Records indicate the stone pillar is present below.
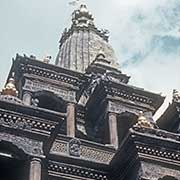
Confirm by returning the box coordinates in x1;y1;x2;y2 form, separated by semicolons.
67;103;75;137
23;91;32;105
108;112;118;149
29;158;41;180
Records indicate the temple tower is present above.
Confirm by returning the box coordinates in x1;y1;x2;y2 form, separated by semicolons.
55;4;118;72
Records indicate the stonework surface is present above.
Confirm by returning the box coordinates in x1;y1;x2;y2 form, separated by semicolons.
140;161;180;180
0;132;44;157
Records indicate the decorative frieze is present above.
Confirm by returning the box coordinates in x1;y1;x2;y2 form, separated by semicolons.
48;161;108;180
23;79;76;102
0;133;44;157
0;110;56;133
50;139;115;164
80;145;115;164
20;63;82;87
108;101;140;115
132;126;180;142
136;144;180;161
105;86;154;106
50;141;68;155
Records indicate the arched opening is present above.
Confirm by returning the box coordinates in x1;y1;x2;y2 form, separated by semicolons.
0;141;28;180
159;176;178;180
34;90;66;113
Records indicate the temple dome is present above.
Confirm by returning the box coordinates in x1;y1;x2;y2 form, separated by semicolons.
55;4;118;72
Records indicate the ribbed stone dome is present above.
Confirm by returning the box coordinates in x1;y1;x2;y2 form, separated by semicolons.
55;4;118;72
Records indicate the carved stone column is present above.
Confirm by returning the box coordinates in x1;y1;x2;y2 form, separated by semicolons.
29;158;41;180
67;103;75;137
108;112;118;149
23;91;32;105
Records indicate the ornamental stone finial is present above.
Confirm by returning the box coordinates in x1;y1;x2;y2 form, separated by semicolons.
2;73;18;97
43;55;51;64
72;4;94;27
173;89;180;103
135;111;154;129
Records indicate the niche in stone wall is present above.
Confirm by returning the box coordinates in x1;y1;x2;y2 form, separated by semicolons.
33;90;66;113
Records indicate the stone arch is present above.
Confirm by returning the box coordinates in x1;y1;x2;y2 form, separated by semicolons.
0;140;29;180
0;140;27;160
33;90;67;112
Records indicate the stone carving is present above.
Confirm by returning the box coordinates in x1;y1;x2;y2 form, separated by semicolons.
0;111;56;133
0;115;32;130
23;79;76;103
69;138;81;157
0;133;44;157
50;141;68;155
140;161;180;180
80;145;115;164
50;139;115;164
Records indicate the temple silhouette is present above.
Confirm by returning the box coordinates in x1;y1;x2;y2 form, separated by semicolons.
0;4;180;180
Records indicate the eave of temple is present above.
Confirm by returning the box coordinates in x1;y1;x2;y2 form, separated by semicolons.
55;4;118;72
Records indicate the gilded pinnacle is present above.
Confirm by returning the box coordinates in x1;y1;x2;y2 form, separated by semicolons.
136;111;154;129
2;76;18;97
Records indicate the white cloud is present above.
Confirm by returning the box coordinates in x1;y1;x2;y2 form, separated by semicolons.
89;0;180;119
99;0;180;118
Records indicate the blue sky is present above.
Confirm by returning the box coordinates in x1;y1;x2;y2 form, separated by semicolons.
0;0;180;118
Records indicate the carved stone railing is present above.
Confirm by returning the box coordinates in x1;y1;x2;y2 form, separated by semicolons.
50;137;115;165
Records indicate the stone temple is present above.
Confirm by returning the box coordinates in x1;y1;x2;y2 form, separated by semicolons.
0;4;180;180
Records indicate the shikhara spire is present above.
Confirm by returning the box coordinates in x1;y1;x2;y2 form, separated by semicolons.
55;4;118;72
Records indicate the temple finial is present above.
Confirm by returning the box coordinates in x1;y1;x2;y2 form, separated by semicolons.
173;89;180;103
43;55;51;64
135;111;154;129
72;4;94;27
2;73;18;97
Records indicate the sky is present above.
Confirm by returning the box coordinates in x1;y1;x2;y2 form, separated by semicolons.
0;0;180;119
